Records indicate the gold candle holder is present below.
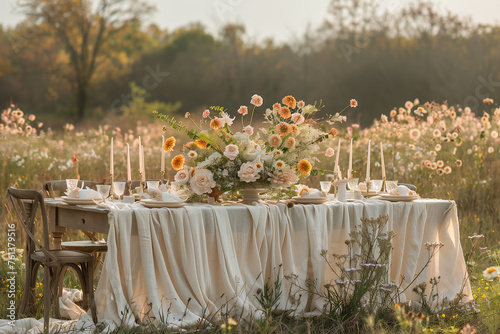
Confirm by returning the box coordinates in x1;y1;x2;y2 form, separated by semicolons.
160;169;165;185
127;180;133;195
109;174;114;198
381;176;387;193
366;177;371;193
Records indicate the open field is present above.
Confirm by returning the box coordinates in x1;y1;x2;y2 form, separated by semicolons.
2;100;500;333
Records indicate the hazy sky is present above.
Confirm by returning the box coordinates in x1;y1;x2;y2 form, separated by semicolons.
1;0;499;43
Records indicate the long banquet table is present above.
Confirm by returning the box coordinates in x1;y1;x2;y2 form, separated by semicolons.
46;198;472;328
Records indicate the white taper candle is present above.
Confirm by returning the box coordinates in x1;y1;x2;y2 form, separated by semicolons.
127;143;131;181
366;140;371;181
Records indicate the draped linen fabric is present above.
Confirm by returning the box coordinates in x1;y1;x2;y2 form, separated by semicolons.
95;199;472;329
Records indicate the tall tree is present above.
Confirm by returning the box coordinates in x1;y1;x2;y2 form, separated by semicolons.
18;0;154;119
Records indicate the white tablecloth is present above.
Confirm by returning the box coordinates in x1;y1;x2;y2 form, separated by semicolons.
95;199;472;329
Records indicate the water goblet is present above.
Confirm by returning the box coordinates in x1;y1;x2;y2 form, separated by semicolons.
371;180;383;193
96;184;111;199
385;180;398;192
170;181;180;194
347;178;359;192
320;181;332;194
66;179;79;191
113;182;126;201
147;180;160;190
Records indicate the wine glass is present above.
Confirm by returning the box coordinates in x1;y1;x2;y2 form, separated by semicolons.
113;182;126;201
385;180;399;192
96;185;111;199
66;179;79;191
371;180;383;193
320;181;332;194
147;180;160;190
347;178;359;192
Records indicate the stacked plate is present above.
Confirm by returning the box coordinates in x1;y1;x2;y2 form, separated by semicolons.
378;194;420;202
61;196;97;205
139;199;186;208
291;196;328;204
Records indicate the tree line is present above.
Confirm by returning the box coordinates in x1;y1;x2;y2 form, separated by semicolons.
0;0;499;127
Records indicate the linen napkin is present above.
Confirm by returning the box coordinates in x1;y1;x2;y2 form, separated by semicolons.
389;185;416;196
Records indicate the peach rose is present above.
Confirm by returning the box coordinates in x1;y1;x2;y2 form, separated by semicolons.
224;144;239;160
250;94;263;107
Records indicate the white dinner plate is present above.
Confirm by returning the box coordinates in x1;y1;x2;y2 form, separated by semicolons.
291;196;328;204
61;196;98;205
378;194;420;202
139;199;186;208
361;191;380;198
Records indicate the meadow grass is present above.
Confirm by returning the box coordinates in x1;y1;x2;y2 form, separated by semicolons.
2;101;500;332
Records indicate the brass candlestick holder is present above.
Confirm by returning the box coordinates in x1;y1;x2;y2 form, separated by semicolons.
366;177;371;193
331;171;340;196
139;173;147;193
109;173;114;199
127;180;133;195
160;169;165;186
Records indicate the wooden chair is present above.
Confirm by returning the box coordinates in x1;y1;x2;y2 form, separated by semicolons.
8;188;97;329
42;180;107;255
42;180;99;198
398;183;417;191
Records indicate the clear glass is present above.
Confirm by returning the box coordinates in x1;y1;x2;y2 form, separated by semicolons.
347;178;359;191
385;180;398;192
96;184;111;199
170;181;180;192
147;180;159;190
371;180;383;192
66;179;79;190
113;182;126;200
320;181;332;193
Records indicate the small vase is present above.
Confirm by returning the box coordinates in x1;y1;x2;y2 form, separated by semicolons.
241;187;265;204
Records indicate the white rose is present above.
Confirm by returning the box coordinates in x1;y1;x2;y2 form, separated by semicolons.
189;169;216;195
224;144;239;160
174;169;189;184
242;125;254;136
238;162;260;183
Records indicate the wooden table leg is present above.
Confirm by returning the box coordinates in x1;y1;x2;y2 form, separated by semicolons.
48;206;66;249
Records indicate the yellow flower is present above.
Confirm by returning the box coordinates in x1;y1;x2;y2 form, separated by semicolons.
195;139;208;149
163;137;176;152
171;155;185;171
297;159;312;175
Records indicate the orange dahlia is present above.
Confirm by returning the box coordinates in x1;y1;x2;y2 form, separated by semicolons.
278;107;291;119
297;159;312;175
291;124;299;135
276;122;291;137
282;95;297;109
163;136;176;152
210;118;222;130
195;139;208;149
171;155;185;171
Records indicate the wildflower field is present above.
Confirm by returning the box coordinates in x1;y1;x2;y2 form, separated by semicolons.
2;99;500;333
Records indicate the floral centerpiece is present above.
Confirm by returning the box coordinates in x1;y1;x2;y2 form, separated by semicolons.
154;95;354;201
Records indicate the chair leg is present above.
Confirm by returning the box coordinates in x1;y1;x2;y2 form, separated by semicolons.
87;262;97;324
51;266;63;319
20;260;39;316
43;264;51;331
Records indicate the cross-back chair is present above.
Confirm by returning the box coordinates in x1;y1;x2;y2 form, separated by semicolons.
8;187;97;329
